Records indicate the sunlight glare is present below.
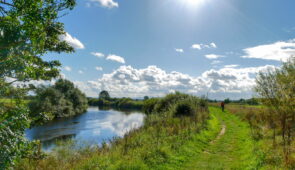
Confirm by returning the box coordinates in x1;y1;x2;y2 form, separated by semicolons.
182;0;206;9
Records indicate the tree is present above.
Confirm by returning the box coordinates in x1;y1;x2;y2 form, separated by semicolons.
255;57;295;164
99;90;110;100
0;0;75;82
0;0;76;168
29;79;88;124
224;98;231;104
144;96;149;100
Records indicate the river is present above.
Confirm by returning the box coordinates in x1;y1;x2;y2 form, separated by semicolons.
25;107;145;151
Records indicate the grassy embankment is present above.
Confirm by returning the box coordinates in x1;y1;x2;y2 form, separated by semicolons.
17;100;262;170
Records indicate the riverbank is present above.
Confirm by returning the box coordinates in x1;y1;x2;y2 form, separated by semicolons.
16;106;264;169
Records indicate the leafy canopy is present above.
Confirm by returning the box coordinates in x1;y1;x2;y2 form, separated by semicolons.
0;0;76;82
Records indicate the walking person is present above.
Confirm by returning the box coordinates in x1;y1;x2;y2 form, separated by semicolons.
221;101;225;112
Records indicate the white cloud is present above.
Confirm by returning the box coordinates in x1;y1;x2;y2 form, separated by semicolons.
205;54;224;59
74;64;277;100
210;43;217;48
192;42;217;50
224;64;239;68
64;66;72;72
18;63;278;100
78;70;84;74
175;48;184;53
95;66;103;71
106;54;125;64
91;52;105;58
192;44;202;50
241;39;295;62
90;0;119;8
59;32;85;49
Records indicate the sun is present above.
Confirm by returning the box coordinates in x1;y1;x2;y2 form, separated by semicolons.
182;0;206;8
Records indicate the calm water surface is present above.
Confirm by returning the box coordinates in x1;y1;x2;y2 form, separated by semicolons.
25;107;145;151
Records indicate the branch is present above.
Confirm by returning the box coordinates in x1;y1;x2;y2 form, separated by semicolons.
0;1;14;7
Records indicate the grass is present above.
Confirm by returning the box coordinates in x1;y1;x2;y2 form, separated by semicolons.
16;106;264;170
183;107;262;170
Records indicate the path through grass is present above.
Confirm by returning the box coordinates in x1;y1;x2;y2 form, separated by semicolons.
182;107;262;170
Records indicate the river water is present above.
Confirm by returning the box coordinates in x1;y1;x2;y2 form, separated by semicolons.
25;107;145;151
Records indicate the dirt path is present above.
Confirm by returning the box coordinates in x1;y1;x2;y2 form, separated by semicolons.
182;107;259;170
210;124;226;144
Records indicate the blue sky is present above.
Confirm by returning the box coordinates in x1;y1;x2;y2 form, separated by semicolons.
44;0;295;99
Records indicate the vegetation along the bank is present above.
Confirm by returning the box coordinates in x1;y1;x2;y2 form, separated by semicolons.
16;92;263;170
88;90;145;110
29;79;88;125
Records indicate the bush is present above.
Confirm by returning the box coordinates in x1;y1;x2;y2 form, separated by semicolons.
154;92;190;112
173;100;196;117
143;98;159;114
29;79;88;124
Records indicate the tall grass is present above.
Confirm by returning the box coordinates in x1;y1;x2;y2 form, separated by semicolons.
220;103;290;169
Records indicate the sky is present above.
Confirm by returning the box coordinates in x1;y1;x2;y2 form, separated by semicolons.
42;0;295;99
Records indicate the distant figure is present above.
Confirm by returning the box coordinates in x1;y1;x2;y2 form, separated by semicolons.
221;102;225;112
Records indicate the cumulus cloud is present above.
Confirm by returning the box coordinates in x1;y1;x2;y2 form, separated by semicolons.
241;39;295;61
73;64;277;100
192;44;202;50
59;32;85;49
205;54;224;59
91;52;105;58
95;66;103;71
192;42;217;50
175;48;184;53
210;43;217;48
90;0;119;8
64;66;72;72
106;54;125;64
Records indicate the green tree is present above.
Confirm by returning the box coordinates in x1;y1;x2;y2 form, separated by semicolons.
255;57;295;164
224;98;231;104
99;90;110;100
29;79;88;124
0;0;76;168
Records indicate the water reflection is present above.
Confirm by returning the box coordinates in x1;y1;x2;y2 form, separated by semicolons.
25;107;145;151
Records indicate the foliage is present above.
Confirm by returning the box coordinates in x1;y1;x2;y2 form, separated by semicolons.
153;92;191;113
255;57;295;165
88;92;144;110
0;0;77;168
224;98;231;104
142;98;159;114
144;96;149;100
0;0;75;82
99;90;110;100
29;79;88;124
173;100;196;117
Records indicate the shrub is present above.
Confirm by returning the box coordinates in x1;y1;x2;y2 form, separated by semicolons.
154;92;190;112
173;100;196;117
29;79;88;124
143;98;159;114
